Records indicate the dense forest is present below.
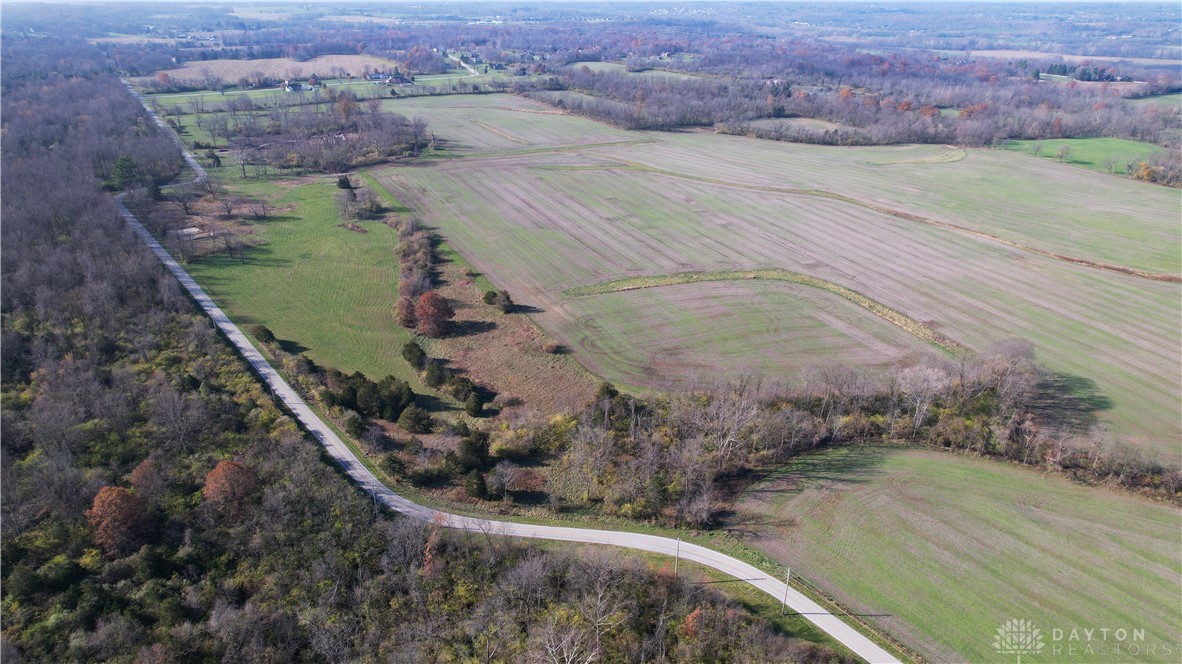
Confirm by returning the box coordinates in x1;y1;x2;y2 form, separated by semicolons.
0;35;847;663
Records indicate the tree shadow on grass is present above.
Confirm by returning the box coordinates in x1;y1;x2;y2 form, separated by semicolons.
1029;371;1114;435
450;320;496;338
277;338;309;354
720;446;892;535
415;392;456;413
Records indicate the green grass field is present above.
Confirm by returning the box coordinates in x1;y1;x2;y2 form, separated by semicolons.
1003;137;1167;175
736;446;1182;662
183;177;424;388
1129;92;1182;110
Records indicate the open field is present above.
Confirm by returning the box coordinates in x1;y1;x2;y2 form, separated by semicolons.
570;61;705;80
1003;137;1168;175
602;135;1181;275
743;117;844;133
944;48;1182;67
148;77;381;106
734;446;1182;662
136;54;406;85
373;94;1181;456
182;177;424;387
379;94;639;154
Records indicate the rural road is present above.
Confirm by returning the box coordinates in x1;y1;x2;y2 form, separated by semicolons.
119;81;902;664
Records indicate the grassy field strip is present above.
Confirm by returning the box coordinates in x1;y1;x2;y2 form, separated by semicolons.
456;139;659;159
564;270;968;354
561;160;1180;283
867;148;967;165
738;446;1182;662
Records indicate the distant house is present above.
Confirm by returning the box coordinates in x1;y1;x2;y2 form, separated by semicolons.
283;80;314;92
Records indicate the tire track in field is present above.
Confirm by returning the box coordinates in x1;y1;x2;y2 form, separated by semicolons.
542;162;1181;283
471;119;529;144
564;270;969;355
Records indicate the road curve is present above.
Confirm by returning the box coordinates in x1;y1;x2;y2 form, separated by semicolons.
118;83;901;664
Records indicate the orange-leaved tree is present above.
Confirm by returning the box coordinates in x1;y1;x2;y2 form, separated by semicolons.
86;486;149;558
203;460;257;518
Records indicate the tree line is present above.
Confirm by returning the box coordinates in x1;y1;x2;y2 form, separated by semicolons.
398;342;1179;529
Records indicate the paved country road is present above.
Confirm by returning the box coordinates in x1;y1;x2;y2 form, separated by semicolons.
118;82;901;664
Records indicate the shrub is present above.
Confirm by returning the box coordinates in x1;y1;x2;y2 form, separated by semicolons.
250;324;276;344
483;289;513;313
464;392;484;417
424;360;447;388
401;340;426;369
464;471;489;500
380;453;404;477
398;405;433;434
456;431;490;471
345;413;366;438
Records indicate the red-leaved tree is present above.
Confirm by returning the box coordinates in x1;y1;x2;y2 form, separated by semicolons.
86;486;149;558
415;291;454;337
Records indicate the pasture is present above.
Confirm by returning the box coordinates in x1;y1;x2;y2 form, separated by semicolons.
137;54;406;86
734;446;1182;662
1003;137;1168;175
373;94;1181;457
182;178;424;387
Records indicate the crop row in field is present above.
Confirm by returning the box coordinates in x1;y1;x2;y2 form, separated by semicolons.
735;446;1182;662
601;134;1181;275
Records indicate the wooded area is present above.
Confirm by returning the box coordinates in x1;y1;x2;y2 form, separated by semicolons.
0;35;844;664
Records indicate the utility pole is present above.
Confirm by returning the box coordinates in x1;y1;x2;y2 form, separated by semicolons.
782;568;791;615
674;538;680;575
